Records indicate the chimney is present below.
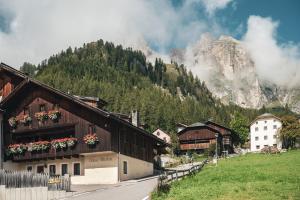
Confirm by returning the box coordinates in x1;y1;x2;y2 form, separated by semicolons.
131;110;140;127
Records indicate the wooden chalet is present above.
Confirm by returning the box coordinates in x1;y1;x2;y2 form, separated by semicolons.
177;121;233;154
0;63;166;184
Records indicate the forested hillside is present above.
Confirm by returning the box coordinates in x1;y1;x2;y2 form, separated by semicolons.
20;39;294;134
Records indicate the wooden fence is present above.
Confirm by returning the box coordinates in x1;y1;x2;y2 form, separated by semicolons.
158;159;208;186
0;169;70;191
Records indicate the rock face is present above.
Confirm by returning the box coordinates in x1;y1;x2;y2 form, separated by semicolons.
170;34;300;113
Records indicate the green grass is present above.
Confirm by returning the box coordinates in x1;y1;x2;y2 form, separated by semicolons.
152;150;300;200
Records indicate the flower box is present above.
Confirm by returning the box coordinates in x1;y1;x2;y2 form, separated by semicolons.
19;114;32;125
35;111;48;122
83;133;99;146
7;144;27;156
8;117;18;128
28;141;50;152
48;110;61;122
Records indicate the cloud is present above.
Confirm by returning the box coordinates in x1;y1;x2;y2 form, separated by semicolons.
242;15;300;88
0;0;228;67
200;0;233;16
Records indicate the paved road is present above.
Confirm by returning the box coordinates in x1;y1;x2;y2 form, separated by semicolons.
67;177;158;200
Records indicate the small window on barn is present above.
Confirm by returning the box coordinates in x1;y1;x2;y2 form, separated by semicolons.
88;125;96;134
53;104;60;110
255;127;259;132
264;136;268;140
273;125;277;129
273;144;277;147
255;136;259;141
264;145;268;148
264;121;267;124
157;132;160;136
264;126;267;131
255;121;258;124
123;161;128;175
163;137;167;142
39;104;46;112
273;135;276;139
256;145;260;149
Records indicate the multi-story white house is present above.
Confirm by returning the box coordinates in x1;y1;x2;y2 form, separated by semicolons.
250;113;282;152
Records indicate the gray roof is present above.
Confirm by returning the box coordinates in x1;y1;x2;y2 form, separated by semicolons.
188;122;206;127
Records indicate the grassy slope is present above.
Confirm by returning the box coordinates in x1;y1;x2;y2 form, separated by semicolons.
152;151;300;200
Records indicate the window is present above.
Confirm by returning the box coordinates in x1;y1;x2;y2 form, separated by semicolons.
264;126;267;131
52;104;60;110
36;165;44;173
123;161;127;175
255;121;258;124
163;137;167;142
73;163;81;176
23;107;29;115
273;144;277;147
39;104;46;112
27;166;33;171
256;145;260;149
88;124;96;134
157;132;160;136
255;127;259;132
273;119;276;122
255;136;259;141
273;135;277;139
264;136;268;140
49;165;56;176
273;125;277;129
264;145;268;148
61;164;68;176
264;121;267;124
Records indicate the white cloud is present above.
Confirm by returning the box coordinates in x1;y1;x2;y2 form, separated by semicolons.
243;15;300;88
0;0;226;67
200;0;233;16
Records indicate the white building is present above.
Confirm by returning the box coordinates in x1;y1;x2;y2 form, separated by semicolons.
250;113;282;152
152;129;171;144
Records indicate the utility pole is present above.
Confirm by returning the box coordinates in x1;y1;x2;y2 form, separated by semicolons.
215;133;218;167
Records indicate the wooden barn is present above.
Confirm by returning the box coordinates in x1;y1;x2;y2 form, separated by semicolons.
0;63;166;184
177;121;234;154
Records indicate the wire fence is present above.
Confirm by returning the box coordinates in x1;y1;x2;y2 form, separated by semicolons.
0;169;70;191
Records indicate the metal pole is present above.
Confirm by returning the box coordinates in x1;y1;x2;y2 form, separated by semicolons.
215;133;218;167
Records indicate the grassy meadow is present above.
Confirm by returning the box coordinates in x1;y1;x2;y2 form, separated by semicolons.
152;150;300;200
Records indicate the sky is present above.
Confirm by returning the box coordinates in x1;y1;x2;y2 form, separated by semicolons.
0;0;299;87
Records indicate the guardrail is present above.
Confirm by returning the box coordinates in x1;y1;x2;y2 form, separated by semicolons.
158;159;208;186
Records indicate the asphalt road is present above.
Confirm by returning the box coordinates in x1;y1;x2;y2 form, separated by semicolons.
67;177;158;200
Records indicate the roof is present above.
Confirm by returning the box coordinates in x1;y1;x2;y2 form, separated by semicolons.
205;120;234;133
188;122;206;128
250;113;281;126
177;121;220;136
152;128;170;136
0;63;167;146
74;95;107;107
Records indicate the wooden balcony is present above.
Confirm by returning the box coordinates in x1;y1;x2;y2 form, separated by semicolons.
180;143;210;150
12;141;105;162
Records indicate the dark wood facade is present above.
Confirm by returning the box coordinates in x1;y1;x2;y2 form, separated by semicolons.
0;63;165;164
178;122;233;153
178;125;219;153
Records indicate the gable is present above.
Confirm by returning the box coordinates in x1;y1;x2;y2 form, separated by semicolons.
179;127;217;141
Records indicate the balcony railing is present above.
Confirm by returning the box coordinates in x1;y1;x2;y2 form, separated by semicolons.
12;141;105;161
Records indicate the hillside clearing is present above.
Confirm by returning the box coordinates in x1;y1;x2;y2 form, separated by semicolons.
152;150;300;200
